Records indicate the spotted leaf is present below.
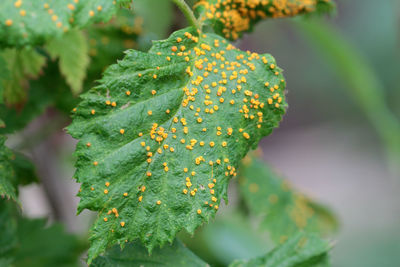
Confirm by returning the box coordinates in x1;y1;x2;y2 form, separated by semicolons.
68;26;287;263
239;154;338;243
0;0;131;48
195;0;335;40
230;232;332;267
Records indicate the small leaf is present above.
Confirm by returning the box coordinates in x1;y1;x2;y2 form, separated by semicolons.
92;239;208;267
194;0;335;40
238;154;338;243
230;232;332;267
68;26;287;262
0;48;46;105
0;0;132;48
0;136;17;201
47;29;90;95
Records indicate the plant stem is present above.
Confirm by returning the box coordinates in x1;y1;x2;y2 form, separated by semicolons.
172;0;200;29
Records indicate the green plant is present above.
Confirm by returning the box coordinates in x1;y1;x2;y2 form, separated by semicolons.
4;0;382;266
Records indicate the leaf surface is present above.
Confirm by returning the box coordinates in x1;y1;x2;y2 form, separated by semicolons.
92;239;207;267
195;0;335;40
0;0;131;47
68;26;287;262
239;155;338;243
230;232;331;267
47;29;90;95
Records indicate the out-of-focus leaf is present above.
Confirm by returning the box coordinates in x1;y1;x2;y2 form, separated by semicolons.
133;0;173;38
11;218;85;267
10;152;38;186
197;213;272;265
194;0;335;40
68;26;287;262
0;136;17;201
0;200;18;258
238;155;338;243
86;9;142;87
230;232;331;267
0;136;38;201
0;0;132;48
0;60;79;134
92;239;207;267
0;48;46;105
0;199;86;267
0;55;9;105
296;20;400;174
46;29;90;95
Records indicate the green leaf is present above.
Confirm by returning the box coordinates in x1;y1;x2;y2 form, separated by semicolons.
187;212;273;265
194;0;335;40
68;26;287;262
238;154;338;243
0;136;17;201
47;29;90;95
0;55;9;105
0;200;86;267
92;239;208;267
0;200;18;258
11;218;85;267
0;0;131;48
0;47;46;105
0;60;79;134
230;232;332;267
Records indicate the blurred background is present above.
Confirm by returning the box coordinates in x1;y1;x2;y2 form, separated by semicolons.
6;0;400;266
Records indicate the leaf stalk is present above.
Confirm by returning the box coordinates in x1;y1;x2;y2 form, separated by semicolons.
172;0;201;29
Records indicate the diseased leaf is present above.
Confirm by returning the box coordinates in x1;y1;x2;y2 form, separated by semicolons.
68;26;287;262
194;0;335;40
0;0;131;48
47;29;90;95
0;48;46;105
0;136;17;201
229;232;331;267
239;155;338;243
92;239;208;267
